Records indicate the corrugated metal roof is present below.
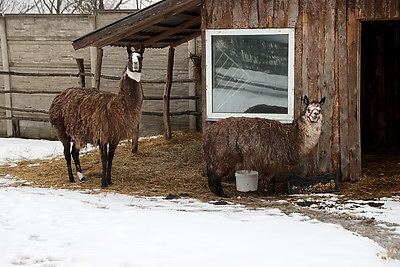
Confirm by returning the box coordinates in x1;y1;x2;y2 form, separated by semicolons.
72;0;201;50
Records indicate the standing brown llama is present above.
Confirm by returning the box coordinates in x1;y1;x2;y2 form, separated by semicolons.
49;45;145;187
203;95;326;197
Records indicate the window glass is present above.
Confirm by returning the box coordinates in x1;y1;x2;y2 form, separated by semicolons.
206;29;294;122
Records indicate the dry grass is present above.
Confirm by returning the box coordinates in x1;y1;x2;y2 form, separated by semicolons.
1;131;400;204
0;132;214;199
340;152;400;199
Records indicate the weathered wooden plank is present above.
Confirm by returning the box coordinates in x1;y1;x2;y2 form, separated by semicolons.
337;0;349;181
300;6;309;100
242;0;251;28
266;0;274;27
308;0;323;174
232;0;247;28
257;0;271;28
389;0;400;18
362;0;375;19
287;0;298;28
204;0;213;28
289;0;301;119
347;0;362;181
221;0;233;29
249;0;260;28
318;0;337;174
273;0;288;27
163;46;175;140
374;0;387;19
327;0;341;176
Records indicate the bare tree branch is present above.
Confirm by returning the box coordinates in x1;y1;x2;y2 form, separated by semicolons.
2;0;160;14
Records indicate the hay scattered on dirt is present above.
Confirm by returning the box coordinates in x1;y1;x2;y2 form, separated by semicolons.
1;131;399;205
340;152;400;199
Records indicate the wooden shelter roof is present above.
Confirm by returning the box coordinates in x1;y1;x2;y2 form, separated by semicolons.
72;0;202;50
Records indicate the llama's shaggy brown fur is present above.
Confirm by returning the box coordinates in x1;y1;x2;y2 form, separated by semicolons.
203;96;325;197
49;46;144;187
49;77;142;149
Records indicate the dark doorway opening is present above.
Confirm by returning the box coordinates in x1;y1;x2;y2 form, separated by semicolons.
361;20;400;153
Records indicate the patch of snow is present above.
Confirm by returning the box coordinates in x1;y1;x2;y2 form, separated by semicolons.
0;187;399;267
0;137;400;266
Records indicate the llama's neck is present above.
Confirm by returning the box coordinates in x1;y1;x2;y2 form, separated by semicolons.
296;116;323;156
125;67;141;82
117;71;143;107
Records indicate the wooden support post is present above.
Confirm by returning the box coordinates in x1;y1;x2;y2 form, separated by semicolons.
75;58;85;87
188;39;198;131
89;14;97;88
0;16;16;137
94;48;103;89
163;46;175;140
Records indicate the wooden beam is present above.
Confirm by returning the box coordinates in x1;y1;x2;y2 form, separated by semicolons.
175;10;199;19
144;16;200;47
347;1;362;181
171;31;201;47
188;38;198;131
94;48;103;89
149;24;176;31
75;58;86;87
163;46;175;140
72;0;201;50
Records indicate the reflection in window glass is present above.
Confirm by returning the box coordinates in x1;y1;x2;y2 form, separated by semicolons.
206;29;294;122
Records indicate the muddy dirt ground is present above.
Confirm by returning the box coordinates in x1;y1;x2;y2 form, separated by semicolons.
1;131;399;259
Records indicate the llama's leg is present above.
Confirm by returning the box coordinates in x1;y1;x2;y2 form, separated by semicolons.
207;168;229;198
261;175;276;195
62;140;75;183
71;143;85;181
100;143;108;188
265;177;277;195
106;143;118;186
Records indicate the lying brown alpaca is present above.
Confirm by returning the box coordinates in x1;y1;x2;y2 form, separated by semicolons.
49;45;144;187
203;95;326;197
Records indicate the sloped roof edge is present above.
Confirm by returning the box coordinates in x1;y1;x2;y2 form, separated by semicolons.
72;0;202;50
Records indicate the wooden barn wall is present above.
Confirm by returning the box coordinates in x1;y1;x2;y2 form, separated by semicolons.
202;0;400;181
0;11;193;139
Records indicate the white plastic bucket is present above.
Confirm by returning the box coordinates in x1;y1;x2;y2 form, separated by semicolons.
235;170;258;192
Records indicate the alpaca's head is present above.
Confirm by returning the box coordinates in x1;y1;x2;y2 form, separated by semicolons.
303;95;325;124
126;45;145;81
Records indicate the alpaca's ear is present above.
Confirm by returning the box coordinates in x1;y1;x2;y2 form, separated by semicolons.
319;97;326;106
139;44;145;55
127;46;132;56
303;95;309;106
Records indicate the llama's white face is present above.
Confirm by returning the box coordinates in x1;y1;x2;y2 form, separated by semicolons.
305;104;322;123
126;45;145;82
126;52;143;82
303;96;325;124
130;52;143;72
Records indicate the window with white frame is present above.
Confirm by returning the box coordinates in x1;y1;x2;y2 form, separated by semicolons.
205;28;295;123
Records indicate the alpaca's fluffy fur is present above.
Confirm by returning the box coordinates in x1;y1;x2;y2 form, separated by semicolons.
203;96;325;197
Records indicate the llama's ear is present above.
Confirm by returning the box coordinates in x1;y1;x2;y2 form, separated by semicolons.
303;95;309;106
319;97;326;106
127;46;132;56
139;44;145;55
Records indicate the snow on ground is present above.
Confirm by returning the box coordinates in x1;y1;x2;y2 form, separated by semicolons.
0;137;399;267
0;138;64;165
